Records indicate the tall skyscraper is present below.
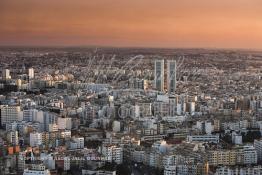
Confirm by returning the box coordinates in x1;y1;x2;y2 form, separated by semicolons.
154;60;164;91
2;69;11;80
167;60;177;94
28;68;34;79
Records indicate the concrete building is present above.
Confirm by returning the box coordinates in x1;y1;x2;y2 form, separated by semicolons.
187;134;219;143
58;117;72;130
241;145;257;165
132;150;145;163
102;145;123;164
0;105;21;127
213;119;221;132
189;102;196;115
196;121;213;134
254;139;262;162
41;153;55;170
23;164;51;175
28;68;34;79
23;109;44;122
7;131;19;146
30;132;42;147
48;123;58;132
112;120;121;132
164;165;176;175
208;150;237;166
18;152;26;172
215;166;262;175
71;137;84;149
2;69;11;80
232;133;243;145
82;170;116;175
64;156;70;171
16;79;22;89
154;60;164;91
162;155;175;168
167;60;176;94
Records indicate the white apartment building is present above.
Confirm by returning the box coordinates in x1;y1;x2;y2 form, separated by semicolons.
102;145;123;164
176;164;198;175
7;130;19;145
153;102;170;117
189;102;196;115
215;166;262;175
164;165;176;175
48;123;58;132
58;117;72;130
2;69;11;80
132;150;145;163
187;134;219;143
133;103;152;118
41;153;55;170
232;133;242;145
30;132;42;147
71;137;84;149
241;145;257;165
162;155;175;168
22;109;44;123
112;120;121;132
146;151;162;168
23;164;51;175
64;156;70;171
254;139;262;162
61;130;71;139
0;105;21;126
6;121;18;132
28;68;34;79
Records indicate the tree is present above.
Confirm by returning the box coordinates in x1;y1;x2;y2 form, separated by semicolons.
116;163;131;175
221;133;232;144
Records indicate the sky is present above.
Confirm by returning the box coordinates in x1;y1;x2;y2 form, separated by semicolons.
0;0;262;49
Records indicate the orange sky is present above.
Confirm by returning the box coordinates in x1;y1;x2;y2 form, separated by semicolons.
1;0;262;49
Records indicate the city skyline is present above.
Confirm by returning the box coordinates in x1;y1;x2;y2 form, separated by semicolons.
1;0;262;49
1;1;262;175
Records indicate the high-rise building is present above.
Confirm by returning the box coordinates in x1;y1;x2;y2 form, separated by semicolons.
2;69;11;80
7;131;19;146
18;151;26;172
72;137;84;149
28;68;34;79
254;139;262;162
240;145;257;165
164;166;176;175
102;144;123;164
0;105;21;127
154;60;164;91
167;60;176;94
16;79;22;89
22;109;44;123
30;132;43;147
57;117;72;130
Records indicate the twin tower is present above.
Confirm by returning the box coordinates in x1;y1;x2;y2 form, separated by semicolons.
154;60;177;94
